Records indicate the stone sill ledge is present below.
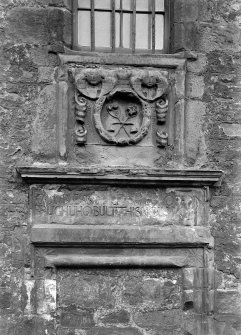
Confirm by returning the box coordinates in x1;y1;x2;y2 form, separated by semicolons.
59;49;195;69
31;224;214;248
17;166;222;187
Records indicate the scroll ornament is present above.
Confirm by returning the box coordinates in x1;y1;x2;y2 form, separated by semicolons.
73;68;170;147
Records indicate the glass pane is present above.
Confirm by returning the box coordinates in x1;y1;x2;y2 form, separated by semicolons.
136;0;151;11
155;0;164;11
95;12;111;47
136;14;150;49
115;12;120;47
78;11;91;47
115;0;120;9
155;14;164;49
123;13;131;48
122;0;132;10
78;0;90;8
95;0;111;9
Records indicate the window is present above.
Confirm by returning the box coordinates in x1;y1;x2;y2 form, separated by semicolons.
73;0;172;53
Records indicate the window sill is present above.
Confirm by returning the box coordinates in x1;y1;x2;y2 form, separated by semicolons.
59;47;198;69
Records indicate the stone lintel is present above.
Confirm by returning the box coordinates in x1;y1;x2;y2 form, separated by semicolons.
31;224;214;248
44;255;187;268
17;166;222;187
59;51;187;69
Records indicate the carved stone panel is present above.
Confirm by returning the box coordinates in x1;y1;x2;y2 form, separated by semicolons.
31;185;208;227
73;68;168;148
56;57;186;167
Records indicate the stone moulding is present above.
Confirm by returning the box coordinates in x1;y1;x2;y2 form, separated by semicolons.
17;166;223;187
44;255;188;268
59;52;186;70
31;224;214;248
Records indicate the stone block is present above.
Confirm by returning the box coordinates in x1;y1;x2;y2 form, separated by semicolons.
173;0;185;23
133;310;182;331
185;100;207;163
220;123;241;137
184;0;199;21
193;290;203;314
6;7;71;47
183;268;195;289
205;289;215;313
186;74;205;99
31;84;57;159
0;289;11;309
213;314;241;335
49;0;72;10
38;67;54;83
173;23;185;52
100;310;130;325
7;317;55;335
86;327;142;335
60;310;95;328
215;290;241;315
35;279;56;315
183;290;194;310
187;54;207;74
184;21;200;51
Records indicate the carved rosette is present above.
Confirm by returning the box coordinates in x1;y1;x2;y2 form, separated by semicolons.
73;68;170;147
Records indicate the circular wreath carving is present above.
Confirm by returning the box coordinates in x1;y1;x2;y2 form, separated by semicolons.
93;91;151;145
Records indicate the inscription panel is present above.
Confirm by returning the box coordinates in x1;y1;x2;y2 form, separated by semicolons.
31;186;207;226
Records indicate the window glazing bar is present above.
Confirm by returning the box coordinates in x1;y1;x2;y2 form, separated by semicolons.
91;0;95;51
78;8;165;14
111;0;115;52
120;0;123;48
152;0;155;53
132;0;136;53
73;0;79;49
164;0;171;53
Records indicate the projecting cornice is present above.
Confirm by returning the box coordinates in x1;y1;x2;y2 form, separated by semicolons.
17;166;222;187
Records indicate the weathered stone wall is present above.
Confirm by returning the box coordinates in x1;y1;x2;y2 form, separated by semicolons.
174;0;241;333
0;0;241;334
0;1;71;333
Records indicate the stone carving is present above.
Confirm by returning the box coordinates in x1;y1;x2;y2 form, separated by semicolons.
156;131;168;147
94;91;151;145
75;93;87;145
156;97;168;123
74;69;117;100
130;70;169;102
75;125;87;145
73;68;170;147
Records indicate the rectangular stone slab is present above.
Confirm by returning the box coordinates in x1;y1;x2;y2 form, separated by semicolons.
30;185;208;226
31;224;214;247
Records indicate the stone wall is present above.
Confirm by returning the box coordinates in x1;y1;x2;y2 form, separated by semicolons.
0;0;241;334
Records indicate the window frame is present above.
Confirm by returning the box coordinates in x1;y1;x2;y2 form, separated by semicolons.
72;0;173;54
